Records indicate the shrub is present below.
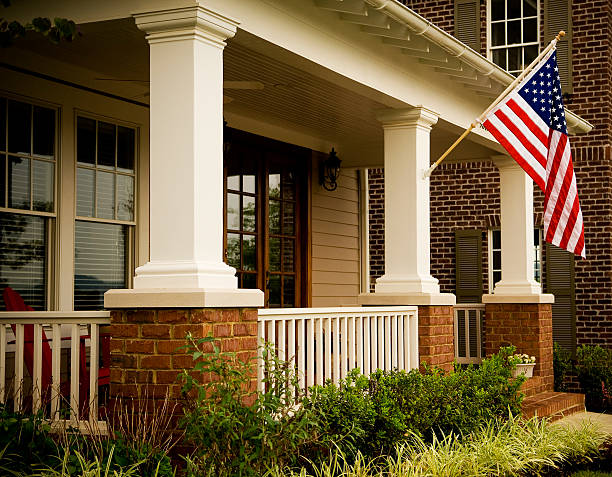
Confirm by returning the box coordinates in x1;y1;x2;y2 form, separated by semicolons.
179;335;317;477
554;342;573;392
575;345;612;412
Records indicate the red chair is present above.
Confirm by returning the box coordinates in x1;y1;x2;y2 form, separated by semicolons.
2;287;110;415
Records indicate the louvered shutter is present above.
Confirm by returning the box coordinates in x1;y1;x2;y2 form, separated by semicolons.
455;0;481;52
544;0;573;93
455;230;483;303
544;242;575;352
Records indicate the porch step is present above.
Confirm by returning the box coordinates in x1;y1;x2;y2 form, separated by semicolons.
521;391;585;422
519;376;551;397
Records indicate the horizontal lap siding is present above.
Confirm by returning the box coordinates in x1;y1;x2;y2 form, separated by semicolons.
311;159;361;307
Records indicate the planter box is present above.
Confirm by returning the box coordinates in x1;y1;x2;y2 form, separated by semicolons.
512;363;535;378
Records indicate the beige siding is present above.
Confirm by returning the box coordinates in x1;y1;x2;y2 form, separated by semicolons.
311;159;361;306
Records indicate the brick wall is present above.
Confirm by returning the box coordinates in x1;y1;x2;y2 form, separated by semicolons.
109;308;259;402
369;1;612;348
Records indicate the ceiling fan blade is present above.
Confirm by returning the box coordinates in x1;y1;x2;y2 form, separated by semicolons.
223;81;264;90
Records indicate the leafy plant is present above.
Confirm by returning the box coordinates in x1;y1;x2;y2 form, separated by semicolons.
575;345;612;412
179;334;317;476
554;342;573;392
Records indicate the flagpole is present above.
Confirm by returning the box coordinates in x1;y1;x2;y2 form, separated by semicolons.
423;30;565;179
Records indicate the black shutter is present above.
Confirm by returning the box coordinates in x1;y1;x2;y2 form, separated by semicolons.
455;0;481;52
544;0;573;93
544;242;575;352
455;230;483;303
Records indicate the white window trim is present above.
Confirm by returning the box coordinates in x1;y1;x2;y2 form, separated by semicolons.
486;0;541;74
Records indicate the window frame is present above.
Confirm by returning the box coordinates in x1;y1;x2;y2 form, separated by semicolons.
73;111;139;303
0;92;60;310
486;0;541;75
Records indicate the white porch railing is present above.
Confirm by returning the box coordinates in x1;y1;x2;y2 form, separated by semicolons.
0;311;110;432
257;306;419;392
454;304;485;364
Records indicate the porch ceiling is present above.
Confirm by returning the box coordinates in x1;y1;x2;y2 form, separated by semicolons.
1;17;500;167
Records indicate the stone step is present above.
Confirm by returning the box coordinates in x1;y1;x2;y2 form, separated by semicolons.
521;391;585;422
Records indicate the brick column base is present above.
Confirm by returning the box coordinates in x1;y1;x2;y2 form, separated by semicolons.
418;305;455;373
484;303;553;391
109;307;259;402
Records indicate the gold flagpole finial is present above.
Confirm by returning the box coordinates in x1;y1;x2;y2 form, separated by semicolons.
555;30;566;41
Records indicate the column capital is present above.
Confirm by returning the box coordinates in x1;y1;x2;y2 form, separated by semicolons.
134;5;239;47
491;154;519;171
376;106;439;130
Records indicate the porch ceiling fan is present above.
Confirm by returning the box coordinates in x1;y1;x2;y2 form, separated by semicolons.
93;78;264;103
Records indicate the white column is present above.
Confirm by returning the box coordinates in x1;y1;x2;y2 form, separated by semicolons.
360;107;454;305
106;6;262;308
483;156;551;302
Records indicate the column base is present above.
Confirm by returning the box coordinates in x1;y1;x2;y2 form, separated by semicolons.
487;279;547;298
374;274;441;295
133;260;238;289
105;287;264;308
358;292;456;306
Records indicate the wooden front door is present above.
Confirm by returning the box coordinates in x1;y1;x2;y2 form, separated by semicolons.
224;131;309;307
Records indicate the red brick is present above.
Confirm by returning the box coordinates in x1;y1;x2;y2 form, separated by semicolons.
157;309;189;324
141;355;171;370
125;339;155;354
141;324;171;338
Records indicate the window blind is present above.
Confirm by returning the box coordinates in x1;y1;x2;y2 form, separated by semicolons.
74;220;126;310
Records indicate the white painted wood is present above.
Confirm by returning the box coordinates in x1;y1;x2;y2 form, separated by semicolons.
391;314;398;369
14;324;24;412
363;315;370;375
316;318;323;385
297;319;305;390
51;324;61;420
356;316;363;373
346;316;354;378
324;317;332;382
70;324;79;422
89;324;99;422
257;320;265;392
307;319;315;388
377;315;384;370
0;325;5;403
288;319;296;399
370;315;377;370
32;324;43;413
409;313;419;369
278;319;286;362
398;316;405;369
332;317;340;383
384;315;391;371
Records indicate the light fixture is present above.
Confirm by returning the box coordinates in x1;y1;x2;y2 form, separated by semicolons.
319;148;342;191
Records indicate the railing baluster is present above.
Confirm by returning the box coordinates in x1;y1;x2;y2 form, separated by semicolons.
51;324;61;421
398;315;405;370
332;317;340;383
356;316;363;373
32;324;43;414
391;314;398;370
90;324;99;422
363;316;371;375
348;316;355;377
297;319;305;390
0;325;5;403
370;315;377;371
324;317;332;382
410;312;419;369
384;315;391;371
14;324;24;412
308;318;315;388
377;315;384;371
288;319;296;399
316;317;323;385
257;320;265;392
70;323;79;422
278;318;286;363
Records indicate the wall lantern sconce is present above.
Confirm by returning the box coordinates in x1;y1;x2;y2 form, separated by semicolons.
319;148;342;191
223;119;231;154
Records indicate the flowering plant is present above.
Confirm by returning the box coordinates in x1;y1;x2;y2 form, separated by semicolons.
509;353;536;365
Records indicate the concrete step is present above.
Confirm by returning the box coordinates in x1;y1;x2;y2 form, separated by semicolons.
522;391;585;422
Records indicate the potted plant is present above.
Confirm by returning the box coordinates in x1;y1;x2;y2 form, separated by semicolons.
510;353;536;378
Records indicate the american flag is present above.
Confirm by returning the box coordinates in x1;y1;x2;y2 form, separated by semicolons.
482;50;585;258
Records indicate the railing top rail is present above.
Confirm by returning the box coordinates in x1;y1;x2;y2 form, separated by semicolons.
0;311;110;324
258;306;418;317
454;303;486;310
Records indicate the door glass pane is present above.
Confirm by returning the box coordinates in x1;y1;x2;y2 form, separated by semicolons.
226;233;241;269
97;122;116;169
243;235;256;271
243;273;257;289
227;193;240;230
269;199;280;234
283;276;295;307
227;174;240;191
269;237;280;271
243;196;256;232
243;174;255;194
8;101;31;155
0;155;5;207
32;160;54;212
96;171;115;219
117;174;134;221
269;173;280;199
282;171;295;200
74;221;126;310
8;156;30;209
77;117;96;165
282;202;295;235
282;239;295;272
269;275;281;307
76;168;95;217
32;106;55;158
117;126;135;172
0;98;5;152
0;212;46;310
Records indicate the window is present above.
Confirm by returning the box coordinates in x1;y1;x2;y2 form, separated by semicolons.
488;0;539;75
488;228;542;291
0;97;56;310
75;116;136;310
